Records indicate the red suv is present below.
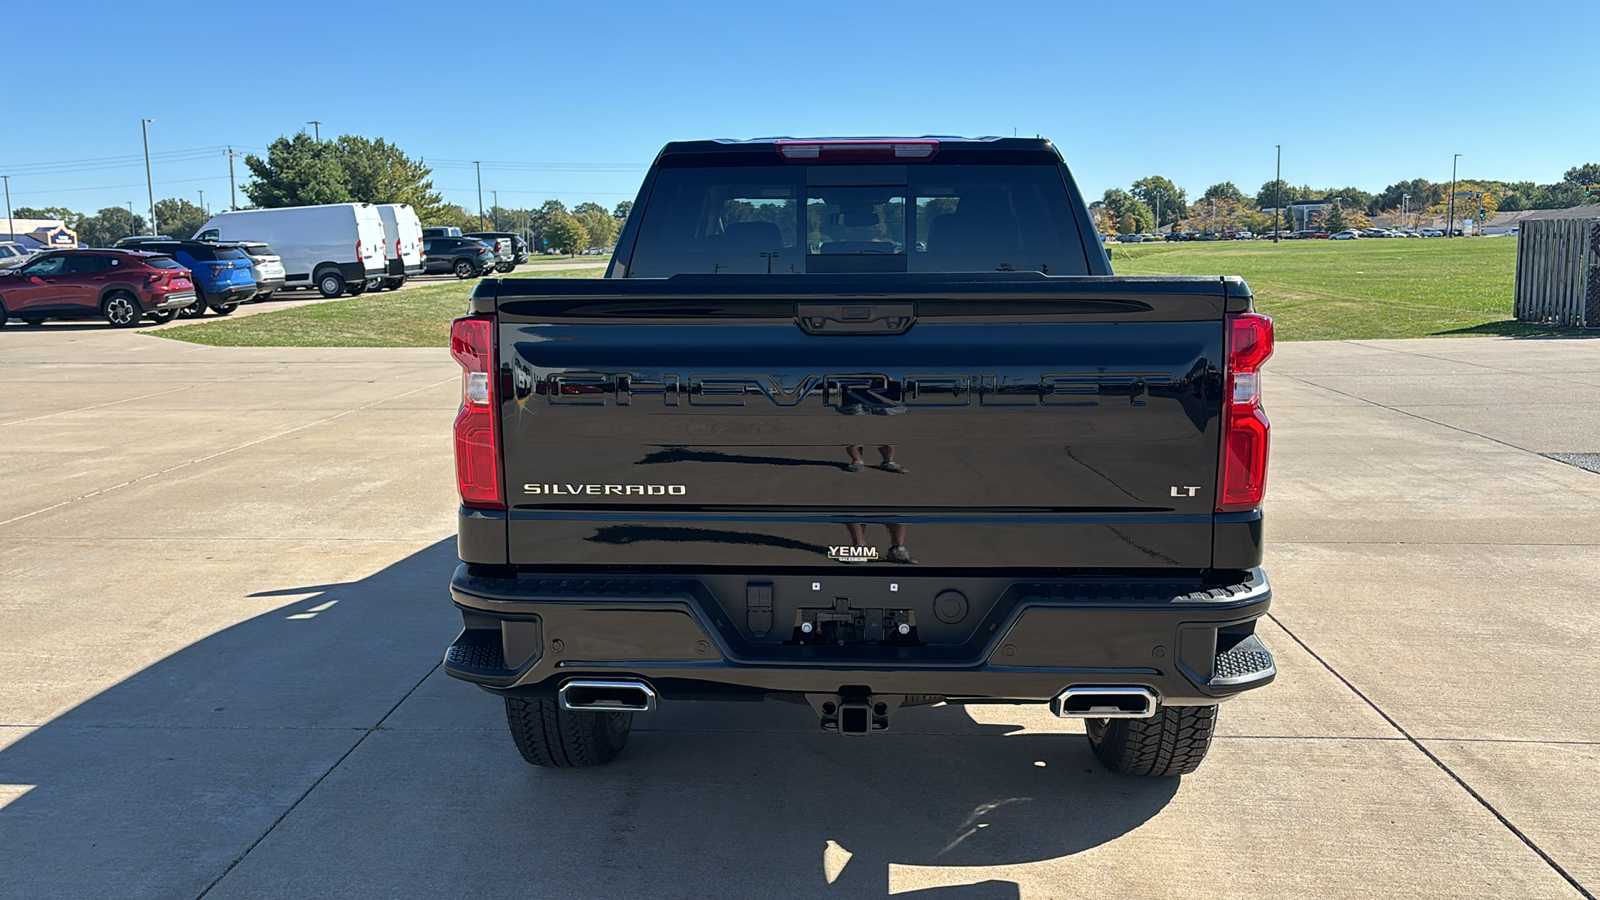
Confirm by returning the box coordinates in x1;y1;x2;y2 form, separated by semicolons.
0;249;197;328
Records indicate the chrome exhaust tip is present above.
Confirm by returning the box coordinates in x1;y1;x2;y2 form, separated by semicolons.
559;678;657;712
1050;686;1158;719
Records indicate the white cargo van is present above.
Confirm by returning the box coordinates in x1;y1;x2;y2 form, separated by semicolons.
375;204;424;290
193;203;387;297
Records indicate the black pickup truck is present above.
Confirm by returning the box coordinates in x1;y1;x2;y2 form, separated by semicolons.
443;137;1276;776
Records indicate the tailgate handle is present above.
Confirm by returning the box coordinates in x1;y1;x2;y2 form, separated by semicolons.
796;302;916;335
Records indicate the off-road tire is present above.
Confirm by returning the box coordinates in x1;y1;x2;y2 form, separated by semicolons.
453;259;475;279
316;270;346;298
504;697;632;768
1085;705;1217;776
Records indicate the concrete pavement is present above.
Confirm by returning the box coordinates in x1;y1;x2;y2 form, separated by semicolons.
0;327;1596;898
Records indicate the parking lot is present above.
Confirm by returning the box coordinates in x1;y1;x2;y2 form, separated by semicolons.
2;326;1598;898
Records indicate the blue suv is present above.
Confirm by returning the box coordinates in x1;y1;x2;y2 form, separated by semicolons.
114;238;256;316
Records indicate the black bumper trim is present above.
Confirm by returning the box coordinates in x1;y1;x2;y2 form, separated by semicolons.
445;566;1274;704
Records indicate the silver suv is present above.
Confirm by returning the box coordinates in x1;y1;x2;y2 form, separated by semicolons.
0;241;36;271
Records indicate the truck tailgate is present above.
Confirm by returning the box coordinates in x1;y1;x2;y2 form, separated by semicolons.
487;276;1234;571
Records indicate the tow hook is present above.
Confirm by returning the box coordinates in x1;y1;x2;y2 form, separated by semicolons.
807;690;903;735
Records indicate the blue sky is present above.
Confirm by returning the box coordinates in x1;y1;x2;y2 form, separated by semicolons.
6;0;1598;219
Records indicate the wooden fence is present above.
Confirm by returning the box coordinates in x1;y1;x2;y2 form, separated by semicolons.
1514;217;1600;327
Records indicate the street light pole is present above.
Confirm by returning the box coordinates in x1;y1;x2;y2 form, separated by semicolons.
1273;144;1282;242
2;175;12;242
1447;153;1460;238
308;120;322;142
141;119;157;235
1402;193;1411;230
224;147;243;210
474;161;485;231
492;190;499;230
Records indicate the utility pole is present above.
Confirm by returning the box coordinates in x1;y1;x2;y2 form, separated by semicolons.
474;161;485;231
1154;193;1160;235
224;147;243;210
198;190;205;217
308;120;322;142
1402;193;1411;230
1273;145;1282;242
492;190;499;230
2;175;12;242
1447;153;1460;238
141;119;157;235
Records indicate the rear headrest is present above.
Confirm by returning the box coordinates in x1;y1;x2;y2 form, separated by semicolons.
720;220;783;249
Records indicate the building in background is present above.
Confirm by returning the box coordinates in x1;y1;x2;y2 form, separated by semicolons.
0;219;79;250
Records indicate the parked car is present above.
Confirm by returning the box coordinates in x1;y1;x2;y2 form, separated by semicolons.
1329;231;1360;240
422;226;463;239
464;231;528;271
1419;228;1443;237
192;203;387;298
0;241;39;271
1233;231;1254;240
1114;233;1143;243
222;241;286;301
118;239;257;315
0;249;196;327
377;204;426;290
422;237;495;278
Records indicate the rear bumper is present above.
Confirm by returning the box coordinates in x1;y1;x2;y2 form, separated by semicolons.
207;285;257;305
387;259;425;277
254;277;287;294
148;291;196;311
444;565;1275;707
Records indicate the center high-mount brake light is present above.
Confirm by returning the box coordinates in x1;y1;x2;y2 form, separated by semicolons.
776;139;939;161
451;314;504;509
1216;312;1274;513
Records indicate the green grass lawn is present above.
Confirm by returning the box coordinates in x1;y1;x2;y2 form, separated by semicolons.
159;267;603;348
1108;237;1575;341
159;238;1561;347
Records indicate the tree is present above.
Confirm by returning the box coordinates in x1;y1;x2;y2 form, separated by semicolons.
12;206;80;224
76;206;147;247
543;212;588;256
1201;182;1246;205
1562;163;1600;187
1371;178;1441;215
1130;176;1187;227
573;204;618;250
153;198;209;239
331;136;446;218
1254;179;1302;210
243;133;349;208
1100;189;1152;234
1324;203;1349;233
1320;187;1376;213
613;200;633;222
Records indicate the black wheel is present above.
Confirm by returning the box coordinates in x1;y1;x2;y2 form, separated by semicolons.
347;279;368;296
23;317;45;326
145;310;176;324
504;697;632;768
253;291;272;303
102;291;143;328
364;277;382;292
316;271;346;298
179;288;207;318
1085;705;1217;777
453;259;475;279
495;262;514;273
210;302;238;316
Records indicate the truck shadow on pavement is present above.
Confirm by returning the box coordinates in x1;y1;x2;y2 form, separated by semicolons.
0;539;1178;899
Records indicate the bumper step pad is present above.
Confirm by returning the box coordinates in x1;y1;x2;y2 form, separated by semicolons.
1210;634;1275;687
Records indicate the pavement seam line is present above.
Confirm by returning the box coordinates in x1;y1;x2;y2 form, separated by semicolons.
1267;612;1595;900
192;661;442;900
1277;372;1567;457
0;375;456;530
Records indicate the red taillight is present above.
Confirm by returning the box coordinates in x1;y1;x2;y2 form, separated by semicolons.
776;139;939;161
1216;313;1274;513
451;315;503;509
